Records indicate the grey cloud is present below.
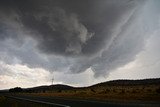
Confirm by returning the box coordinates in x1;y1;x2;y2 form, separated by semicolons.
7;0;141;56
0;0;158;77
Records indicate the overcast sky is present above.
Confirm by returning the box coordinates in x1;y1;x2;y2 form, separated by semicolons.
0;0;160;89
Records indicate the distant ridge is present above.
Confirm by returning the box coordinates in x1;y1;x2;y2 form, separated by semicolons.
23;78;160;92
91;78;160;87
2;78;160;102
1;78;160;92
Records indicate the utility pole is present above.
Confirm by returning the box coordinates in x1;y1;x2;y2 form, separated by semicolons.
51;77;54;85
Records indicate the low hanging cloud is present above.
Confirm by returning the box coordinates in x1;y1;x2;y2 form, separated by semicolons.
0;0;159;77
20;7;94;55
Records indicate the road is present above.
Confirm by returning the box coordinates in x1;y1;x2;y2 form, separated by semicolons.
4;94;160;107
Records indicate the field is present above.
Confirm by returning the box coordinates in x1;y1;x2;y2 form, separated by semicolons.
21;84;160;102
12;78;160;102
0;96;52;107
1;78;160;106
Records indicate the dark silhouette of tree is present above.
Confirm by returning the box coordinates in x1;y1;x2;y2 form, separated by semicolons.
9;87;23;93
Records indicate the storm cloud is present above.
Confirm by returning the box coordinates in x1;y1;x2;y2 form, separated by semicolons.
0;0;159;77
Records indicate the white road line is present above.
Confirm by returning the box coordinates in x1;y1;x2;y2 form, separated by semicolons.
6;96;70;107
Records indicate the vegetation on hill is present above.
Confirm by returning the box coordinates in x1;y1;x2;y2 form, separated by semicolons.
9;87;23;93
3;78;160;102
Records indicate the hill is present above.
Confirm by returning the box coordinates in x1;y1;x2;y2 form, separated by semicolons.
24;84;75;93
3;78;160;101
91;78;160;87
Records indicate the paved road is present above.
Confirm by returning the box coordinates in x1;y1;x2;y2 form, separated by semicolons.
5;94;160;107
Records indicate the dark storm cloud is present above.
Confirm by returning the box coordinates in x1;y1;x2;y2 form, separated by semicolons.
0;0;142;56
0;0;156;77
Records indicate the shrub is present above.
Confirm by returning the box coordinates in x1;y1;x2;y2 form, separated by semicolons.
58;90;62;93
132;89;136;93
105;89;110;93
147;89;152;92
112;89;116;93
120;89;125;94
91;89;96;93
9;87;23;93
156;87;160;93
42;90;46;93
0;96;6;102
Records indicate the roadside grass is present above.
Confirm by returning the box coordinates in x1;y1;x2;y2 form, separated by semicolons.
0;95;52;107
0;96;7;106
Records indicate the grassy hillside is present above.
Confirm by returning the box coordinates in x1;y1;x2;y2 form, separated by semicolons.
24;84;75;93
14;78;160;102
92;78;160;86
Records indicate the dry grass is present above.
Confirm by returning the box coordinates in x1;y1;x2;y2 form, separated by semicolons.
0;95;52;107
21;85;160;102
